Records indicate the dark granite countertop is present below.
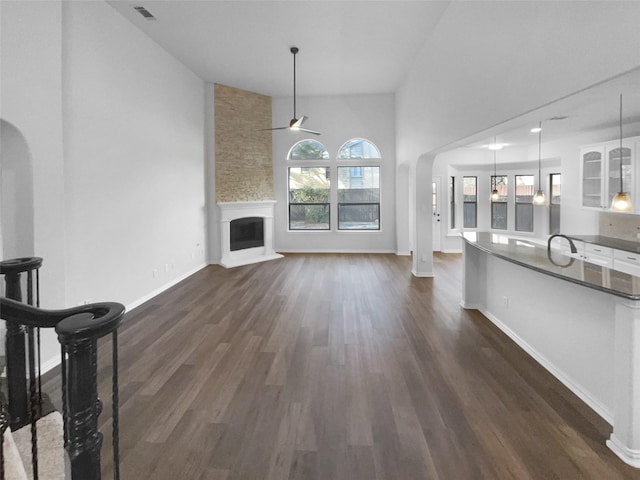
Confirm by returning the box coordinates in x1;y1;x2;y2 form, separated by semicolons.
565;235;640;254
462;232;640;300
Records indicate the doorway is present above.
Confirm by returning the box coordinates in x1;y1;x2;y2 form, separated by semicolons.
432;176;441;251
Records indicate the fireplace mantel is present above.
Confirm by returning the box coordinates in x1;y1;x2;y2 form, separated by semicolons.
217;200;282;268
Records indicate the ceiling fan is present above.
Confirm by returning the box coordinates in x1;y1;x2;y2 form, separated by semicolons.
264;46;320;135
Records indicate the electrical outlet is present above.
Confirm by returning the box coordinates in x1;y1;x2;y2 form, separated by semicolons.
153;269;158;278
502;296;509;308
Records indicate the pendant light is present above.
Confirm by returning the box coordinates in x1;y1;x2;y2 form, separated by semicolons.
611;94;632;212
490;136;500;201
532;121;546;205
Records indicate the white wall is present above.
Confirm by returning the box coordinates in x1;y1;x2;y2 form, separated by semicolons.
63;1;206;308
1;0;67;365
1;0;207;369
396;1;640;268
272;94;396;253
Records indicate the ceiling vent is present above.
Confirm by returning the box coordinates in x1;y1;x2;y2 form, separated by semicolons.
133;6;156;20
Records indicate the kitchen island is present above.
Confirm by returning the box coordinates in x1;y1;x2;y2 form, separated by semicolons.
462;232;640;468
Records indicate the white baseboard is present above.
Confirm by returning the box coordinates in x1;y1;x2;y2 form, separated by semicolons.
411;269;434;278
607;434;640;468
396;250;411;256
277;249;396;254
40;263;208;375
126;263;207;312
481;307;613;425
442;249;462;254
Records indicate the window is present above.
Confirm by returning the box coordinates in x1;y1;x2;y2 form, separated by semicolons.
288;140;331;230
288;139;330;160
515;175;534;232
450;176;456;229
288;167;330;230
287;138;382;232
337;139;380;159
550;173;561;234
491;175;508;230
337;166;380;230
463;176;477;228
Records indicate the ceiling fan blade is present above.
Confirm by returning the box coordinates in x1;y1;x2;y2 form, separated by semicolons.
259;126;290;131
298;127;321;135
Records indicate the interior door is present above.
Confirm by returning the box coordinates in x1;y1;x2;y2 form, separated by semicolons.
432;177;441;251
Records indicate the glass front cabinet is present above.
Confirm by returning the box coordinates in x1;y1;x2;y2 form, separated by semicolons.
580;137;638;212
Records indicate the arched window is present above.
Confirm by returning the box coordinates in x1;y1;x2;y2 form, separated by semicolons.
337;138;380;159
336;139;381;230
287;140;330;230
288;139;330;160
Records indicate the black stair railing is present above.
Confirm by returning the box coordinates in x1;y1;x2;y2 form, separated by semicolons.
0;257;43;431
1;292;125;479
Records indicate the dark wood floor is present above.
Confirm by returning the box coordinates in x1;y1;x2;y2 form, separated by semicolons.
47;253;640;479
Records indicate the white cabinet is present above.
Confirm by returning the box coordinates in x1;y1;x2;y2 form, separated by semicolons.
580;137;638;211
613;249;640;276
583;243;613;268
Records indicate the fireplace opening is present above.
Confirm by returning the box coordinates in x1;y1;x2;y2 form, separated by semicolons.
230;217;264;252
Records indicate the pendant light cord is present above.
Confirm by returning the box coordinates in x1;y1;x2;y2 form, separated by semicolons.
292;48;297;120
538;121;542;190
493;136;497;190
619;94;623;193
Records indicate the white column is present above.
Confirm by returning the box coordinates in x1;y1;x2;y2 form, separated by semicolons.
607;297;640;467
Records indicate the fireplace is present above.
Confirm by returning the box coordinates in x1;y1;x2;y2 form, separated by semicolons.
230;217;264;251
217;201;282;268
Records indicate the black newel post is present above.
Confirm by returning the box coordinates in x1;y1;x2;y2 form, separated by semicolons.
61;319;103;479
0;257;42;430
55;305;125;480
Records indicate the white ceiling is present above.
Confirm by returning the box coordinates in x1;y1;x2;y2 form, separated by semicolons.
107;0;640;152
106;0;450;98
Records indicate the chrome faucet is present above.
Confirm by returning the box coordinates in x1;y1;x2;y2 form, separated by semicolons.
547;234;577;254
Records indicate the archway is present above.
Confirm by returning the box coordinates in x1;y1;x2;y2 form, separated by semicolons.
1;119;35;259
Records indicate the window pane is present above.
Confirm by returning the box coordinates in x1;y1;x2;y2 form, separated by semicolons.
491;175;508;201
450;176;455;229
463;203;477;228
551;173;561;204
463;176;477;201
337;166;380;230
337;167;379;201
289;204;330;230
289;167;330;230
463;176;477;228
515;175;535;202
337;139;381;159
515;175;534;232
550;173;561;234
491;203;508;229
515;203;534;232
338;204;380;230
288;140;330;160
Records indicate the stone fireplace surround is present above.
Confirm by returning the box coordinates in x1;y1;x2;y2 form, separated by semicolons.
217;200;282;268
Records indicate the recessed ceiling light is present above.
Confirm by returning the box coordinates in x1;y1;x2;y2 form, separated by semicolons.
530;126;542;133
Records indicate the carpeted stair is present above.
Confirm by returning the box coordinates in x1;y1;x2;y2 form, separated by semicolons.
3;411;67;480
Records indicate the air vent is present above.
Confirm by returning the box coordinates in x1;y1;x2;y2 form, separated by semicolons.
548;116;568;121
133;6;156;20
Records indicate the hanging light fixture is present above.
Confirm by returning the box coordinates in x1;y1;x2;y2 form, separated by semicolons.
490;136;500;201
532;121;546;205
611;94;632;212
